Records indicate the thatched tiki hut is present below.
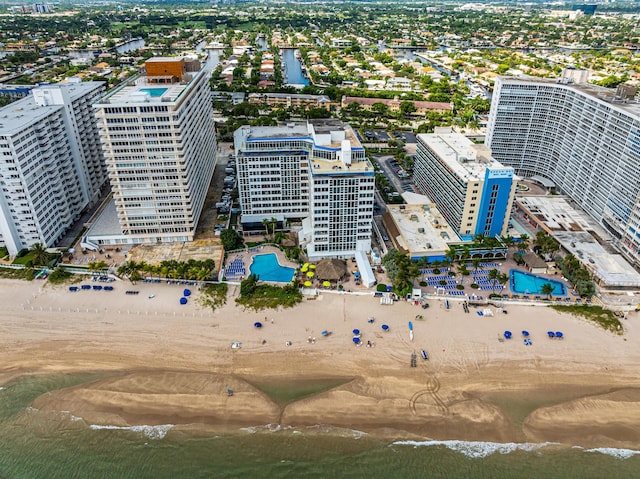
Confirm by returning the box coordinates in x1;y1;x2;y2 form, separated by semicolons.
314;258;347;281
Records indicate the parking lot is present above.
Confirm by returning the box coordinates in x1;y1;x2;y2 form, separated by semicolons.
194;142;235;239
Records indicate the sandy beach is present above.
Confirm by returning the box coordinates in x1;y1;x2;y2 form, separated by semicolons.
2;277;640;449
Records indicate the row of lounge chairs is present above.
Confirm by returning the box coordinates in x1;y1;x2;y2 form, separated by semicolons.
69;285;114;292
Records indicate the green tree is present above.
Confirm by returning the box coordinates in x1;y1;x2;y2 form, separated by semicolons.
399;100;416;116
221;229;244;251
29;243;49;267
240;273;259;296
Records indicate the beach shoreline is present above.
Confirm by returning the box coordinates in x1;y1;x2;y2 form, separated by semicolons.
2;278;640;449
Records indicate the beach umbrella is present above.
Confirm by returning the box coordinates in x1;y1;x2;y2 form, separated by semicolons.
352;337;360;344
254;322;262;328
522;330;530;337
386;285;392;292
179;297;187;305
183;288;191;297
354;271;361;277
304;280;312;287
547;331;555;338
323;280;331;287
381;324;390;331
309;264;316;269
555;331;564;338
303;263;309;269
353;329;360;335
306;271;314;278
301;265;308;273
503;330;512;339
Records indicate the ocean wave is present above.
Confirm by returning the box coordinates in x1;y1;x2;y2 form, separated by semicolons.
89;424;174;440
240;424;295;434
305;424;368;438
391;440;558;458
584;447;640;460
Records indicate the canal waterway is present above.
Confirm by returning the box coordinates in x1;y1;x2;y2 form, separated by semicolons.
116;38;145;54
282;48;309;86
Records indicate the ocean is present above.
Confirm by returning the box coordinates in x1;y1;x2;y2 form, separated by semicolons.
0;374;639;478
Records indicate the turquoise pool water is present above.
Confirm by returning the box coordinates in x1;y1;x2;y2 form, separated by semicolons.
250;253;295;283
140;87;168;97
510;269;567;296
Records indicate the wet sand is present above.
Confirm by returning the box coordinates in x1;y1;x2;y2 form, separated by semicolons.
2;278;640;448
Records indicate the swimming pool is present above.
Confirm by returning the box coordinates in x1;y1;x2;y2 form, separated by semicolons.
250;253;295;283
510;269;567;296
139;87;168;97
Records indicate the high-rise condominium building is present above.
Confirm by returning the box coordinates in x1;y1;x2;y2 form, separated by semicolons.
486;76;640;265
0;80;107;256
234;120;375;260
414;129;517;240
92;57;217;244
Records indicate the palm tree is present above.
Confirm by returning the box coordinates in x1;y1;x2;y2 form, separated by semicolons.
488;268;500;294
541;282;554;300
498;272;509;294
471;257;483;276
30;243;49;267
94;260;108;273
517;234;530;254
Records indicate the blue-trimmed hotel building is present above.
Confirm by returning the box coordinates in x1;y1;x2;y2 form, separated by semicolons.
414;130;517;241
234;120;375;260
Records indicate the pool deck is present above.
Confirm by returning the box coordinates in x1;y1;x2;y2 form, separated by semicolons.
225;246;298;282
223;246;388;292
417;254;581;302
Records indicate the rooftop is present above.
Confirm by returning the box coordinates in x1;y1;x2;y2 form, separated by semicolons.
98;75;190;105
0;81;103;136
85;199;124;238
237;120;364;150
516;195;595;232
417;130;513;183
387;194;460;256
499;75;640;117
554;231;640;288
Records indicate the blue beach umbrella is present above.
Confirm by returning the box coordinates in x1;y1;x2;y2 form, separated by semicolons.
352;329;360;335
254;322;262;328
183;288;191;297
504;330;512;339
179;297;187;305
352;337;361;344
381;324;390;331
522;330;530;337
555;331;564;338
547;331;555;338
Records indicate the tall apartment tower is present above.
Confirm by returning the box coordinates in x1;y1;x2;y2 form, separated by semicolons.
414;129;517;240
486;75;640;266
93;57;217;244
234;120;375;260
0;81;107;256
